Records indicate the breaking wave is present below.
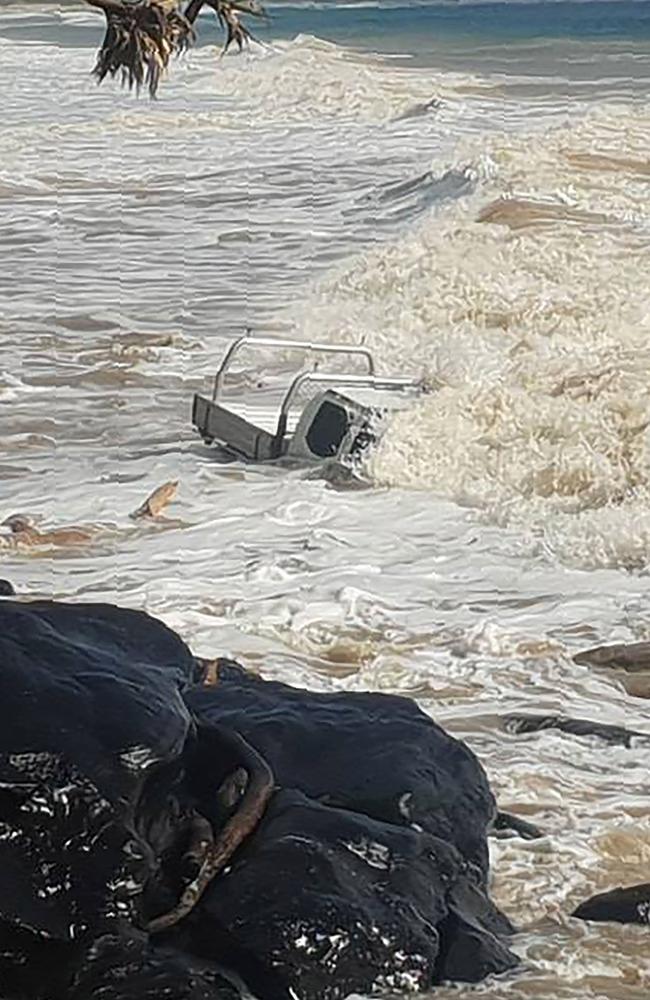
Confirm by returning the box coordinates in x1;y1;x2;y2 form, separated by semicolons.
289;101;650;570
208;33;500;123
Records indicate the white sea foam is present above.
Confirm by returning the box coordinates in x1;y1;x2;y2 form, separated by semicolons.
201;33;501;123
288;102;650;568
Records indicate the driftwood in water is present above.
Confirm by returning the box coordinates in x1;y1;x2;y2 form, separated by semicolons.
130;479;178;519
87;0;195;96
86;0;267;96
1;481;180;550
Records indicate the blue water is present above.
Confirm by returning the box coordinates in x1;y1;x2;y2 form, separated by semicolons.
262;0;650;84
266;0;650;45
229;0;650;85
5;1;650;47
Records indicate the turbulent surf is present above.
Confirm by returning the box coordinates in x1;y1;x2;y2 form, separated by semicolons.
1;3;650;999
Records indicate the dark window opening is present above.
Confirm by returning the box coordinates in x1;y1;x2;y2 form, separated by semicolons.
305;401;350;458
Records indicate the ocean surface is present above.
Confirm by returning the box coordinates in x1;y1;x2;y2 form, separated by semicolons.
1;1;650;996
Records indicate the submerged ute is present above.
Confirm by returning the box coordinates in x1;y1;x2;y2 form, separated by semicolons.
191;334;423;466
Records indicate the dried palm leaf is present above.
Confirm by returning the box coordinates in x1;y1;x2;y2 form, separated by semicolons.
86;0;268;95
87;0;195;96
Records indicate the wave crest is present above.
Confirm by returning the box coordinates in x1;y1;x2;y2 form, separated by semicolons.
288;102;650;568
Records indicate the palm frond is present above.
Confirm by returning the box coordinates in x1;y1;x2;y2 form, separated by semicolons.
86;0;268;96
87;0;195;97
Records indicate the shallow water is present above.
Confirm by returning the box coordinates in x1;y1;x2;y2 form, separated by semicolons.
1;1;650;997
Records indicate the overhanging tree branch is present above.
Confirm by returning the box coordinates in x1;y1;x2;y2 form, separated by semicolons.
86;0;268;97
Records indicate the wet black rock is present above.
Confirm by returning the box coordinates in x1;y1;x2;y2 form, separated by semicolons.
504;713;650;748
0;600;517;999
188;661;496;879
0;579;15;595
492;810;545;841
573;883;650;925
69;928;239;999
183;662;518;997
0;599;203;996
189;789;516;1000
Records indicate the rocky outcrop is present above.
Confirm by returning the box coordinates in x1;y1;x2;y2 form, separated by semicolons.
191;789;515;1000
0;599;516;998
188;660;497;878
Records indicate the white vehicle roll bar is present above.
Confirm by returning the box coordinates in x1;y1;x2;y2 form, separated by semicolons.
212;334;376;401
275;371;422;444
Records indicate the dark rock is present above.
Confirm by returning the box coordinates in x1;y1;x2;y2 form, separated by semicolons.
504;714;650;748
573;883;650;925
188;662;496;879
573;642;650;699
0;599;201;995
69;928;238;999
0;601;516;999
188;789;517;1000
0;597;195;816
14;598;200;688
0;920;78;999
0;579;15;596
574;641;650;672
434;880;516;985
492;810;545;841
